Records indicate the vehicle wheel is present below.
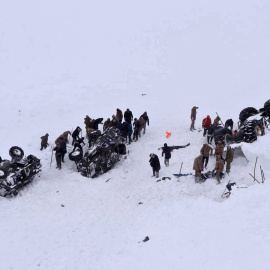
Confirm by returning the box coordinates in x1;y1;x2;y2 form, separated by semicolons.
69;149;83;161
239;107;258;123
264;99;270;109
9;146;24;160
0;167;8;180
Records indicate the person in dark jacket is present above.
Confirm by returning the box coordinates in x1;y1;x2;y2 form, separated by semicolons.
141;112;149;134
133;118;141;141
59;138;67;163
127;122;133;144
121;122;129;142
225;119;234;131
53;143;63;170
206;124;215;144
124;108;133;123
40;133;49;150
149;153;160;178
161;143;190;167
72;126;82;145
116;108;123;123
72;137;85;152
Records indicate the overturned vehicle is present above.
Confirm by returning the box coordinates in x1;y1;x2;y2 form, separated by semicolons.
0;147;42;197
69;126;126;178
225;99;269;145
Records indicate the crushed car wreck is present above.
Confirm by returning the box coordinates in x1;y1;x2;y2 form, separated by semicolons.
0;146;42;197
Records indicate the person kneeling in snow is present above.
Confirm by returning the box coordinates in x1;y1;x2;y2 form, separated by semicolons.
149;153;160;178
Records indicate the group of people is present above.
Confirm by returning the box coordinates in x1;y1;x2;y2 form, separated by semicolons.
191;106;235;184
103;108;150;144
40;108;150;170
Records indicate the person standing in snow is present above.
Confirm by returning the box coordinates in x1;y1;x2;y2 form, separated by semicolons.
62;130;71;143
202;115;211;136
124;108;133;123
149;153;161;178
59;138;67;163
138;115;146;137
212;155;224;184
200;143;213;169
141;112;149;134
190;106;198;131
193;154;204;182
225;145;234;174
53;143;63;170
206;124;215;144
40;133;49;150
133;118;141;142
214;140;225;161
116;108;123;123
161;143;190;167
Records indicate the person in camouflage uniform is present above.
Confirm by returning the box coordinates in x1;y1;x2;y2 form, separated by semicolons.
190;106;198;131
103;118;111;132
40;133;49;150
215;140;225;159
212;155;224;184
62;131;71;143
193;154;204;182
200;143;213;169
225;145;234;174
213;116;221;127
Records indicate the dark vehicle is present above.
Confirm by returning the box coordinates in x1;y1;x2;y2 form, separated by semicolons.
226;118;265;144
70;126;126;178
0;146;42;197
213;126;232;145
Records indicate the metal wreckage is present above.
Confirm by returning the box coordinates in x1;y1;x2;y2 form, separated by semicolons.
69;126;127;178
0;147;41;197
213;99;270;145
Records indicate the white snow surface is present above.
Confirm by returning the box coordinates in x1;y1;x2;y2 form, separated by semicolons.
0;1;270;269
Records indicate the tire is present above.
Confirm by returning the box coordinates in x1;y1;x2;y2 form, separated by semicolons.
0;167;8;180
239;107;258;123
264;99;270;109
9;146;24;160
69;149;83;161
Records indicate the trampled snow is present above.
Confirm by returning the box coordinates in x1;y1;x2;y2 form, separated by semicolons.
0;1;270;269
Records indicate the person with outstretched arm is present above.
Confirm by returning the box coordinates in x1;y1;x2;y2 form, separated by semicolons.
161;143;190;167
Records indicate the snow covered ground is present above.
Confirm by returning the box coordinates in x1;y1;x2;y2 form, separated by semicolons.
0;1;270;269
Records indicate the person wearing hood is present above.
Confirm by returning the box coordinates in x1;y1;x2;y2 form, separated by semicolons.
202;115;211;136
149;153;160;178
190;106;198;131
161;143;190;167
40;133;49;150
